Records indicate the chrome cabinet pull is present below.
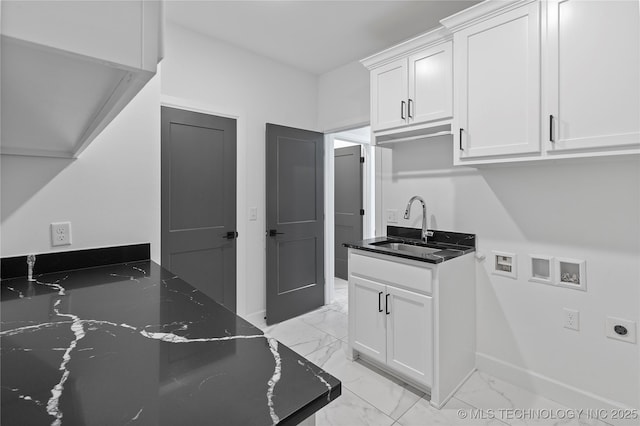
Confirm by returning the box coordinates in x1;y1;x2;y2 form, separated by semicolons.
408;99;413;119
401;101;406;120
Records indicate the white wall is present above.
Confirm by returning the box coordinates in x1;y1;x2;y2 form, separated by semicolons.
379;137;640;408
1;73;161;262
318;60;369;132
161;23;319;319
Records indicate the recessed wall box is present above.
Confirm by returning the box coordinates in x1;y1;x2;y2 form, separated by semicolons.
529;255;554;285
555;258;586;291
492;251;517;279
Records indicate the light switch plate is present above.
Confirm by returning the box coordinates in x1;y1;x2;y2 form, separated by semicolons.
249;207;257;221
386;209;398;223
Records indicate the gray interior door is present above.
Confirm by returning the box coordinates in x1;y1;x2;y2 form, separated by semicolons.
334;145;363;280
161;106;237;312
266;123;324;325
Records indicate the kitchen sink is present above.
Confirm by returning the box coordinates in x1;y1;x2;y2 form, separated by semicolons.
370;240;442;256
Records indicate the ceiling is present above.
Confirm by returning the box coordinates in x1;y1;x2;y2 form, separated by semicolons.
165;1;480;75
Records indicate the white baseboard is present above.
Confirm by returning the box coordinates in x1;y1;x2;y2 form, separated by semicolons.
242;310;266;328
476;352;636;412
432;368;477;409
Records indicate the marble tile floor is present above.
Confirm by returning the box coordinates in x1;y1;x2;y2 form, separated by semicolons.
251;278;614;426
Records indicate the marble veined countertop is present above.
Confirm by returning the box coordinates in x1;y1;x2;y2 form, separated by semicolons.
1;261;340;425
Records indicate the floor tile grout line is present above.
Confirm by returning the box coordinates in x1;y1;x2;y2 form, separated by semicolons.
339;383;397;425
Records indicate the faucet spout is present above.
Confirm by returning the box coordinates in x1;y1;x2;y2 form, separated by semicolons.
404;196;428;242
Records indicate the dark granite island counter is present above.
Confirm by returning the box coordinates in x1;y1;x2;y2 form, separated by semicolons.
1;256;340;425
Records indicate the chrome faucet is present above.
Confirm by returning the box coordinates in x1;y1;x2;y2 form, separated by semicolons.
27;254;36;282
404;196;428;242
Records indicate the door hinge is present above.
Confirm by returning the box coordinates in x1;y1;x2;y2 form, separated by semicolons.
360;209;365;215
360;157;365;163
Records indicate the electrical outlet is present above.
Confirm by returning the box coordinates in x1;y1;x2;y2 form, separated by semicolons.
386;209;398;223
51;222;71;246
606;317;636;344
564;308;580;331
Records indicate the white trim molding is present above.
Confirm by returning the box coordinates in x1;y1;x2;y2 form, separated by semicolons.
476;352;636;412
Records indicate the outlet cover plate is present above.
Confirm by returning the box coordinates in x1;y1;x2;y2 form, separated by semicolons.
606;317;636;344
51;222;71;246
386;209;398;223
563;308;580;331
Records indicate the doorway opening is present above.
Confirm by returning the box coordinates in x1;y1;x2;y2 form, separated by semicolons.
324;126;374;305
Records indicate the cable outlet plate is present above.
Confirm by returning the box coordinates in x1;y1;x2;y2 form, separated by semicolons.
563;308;580;331
606;317;636;344
51;222;72;246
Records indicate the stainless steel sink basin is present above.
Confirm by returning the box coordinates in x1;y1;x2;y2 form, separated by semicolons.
372;241;441;256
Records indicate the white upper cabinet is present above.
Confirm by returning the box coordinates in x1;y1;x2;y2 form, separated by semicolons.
371;59;408;132
447;1;541;164
362;28;453;144
408;43;453;126
544;0;640;154
443;0;639;165
1;1;163;158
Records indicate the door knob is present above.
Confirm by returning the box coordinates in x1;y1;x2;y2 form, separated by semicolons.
268;229;284;237
223;231;238;239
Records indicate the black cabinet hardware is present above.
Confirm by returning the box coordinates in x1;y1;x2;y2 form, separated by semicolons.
459;128;464;151
549;115;555;142
385;293;390;315
378;292;383;312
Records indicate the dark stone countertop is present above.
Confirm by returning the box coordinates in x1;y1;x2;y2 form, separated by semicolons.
343;227;476;264
1;261;340;425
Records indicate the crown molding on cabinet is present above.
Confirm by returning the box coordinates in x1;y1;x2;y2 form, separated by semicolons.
440;0;537;33
360;26;452;70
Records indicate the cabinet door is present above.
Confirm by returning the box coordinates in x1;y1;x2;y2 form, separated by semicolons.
545;0;639;153
408;42;453;125
350;276;387;364
386;286;433;387
371;59;408;132
454;2;541;162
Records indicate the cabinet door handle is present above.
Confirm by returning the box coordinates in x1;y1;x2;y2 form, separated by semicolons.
378;291;383;312
549;115;555;143
459;128;464;151
408;99;413;119
400;101;406;120
385;293;390;315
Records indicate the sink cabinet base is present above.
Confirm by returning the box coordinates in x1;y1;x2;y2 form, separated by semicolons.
347;248;476;409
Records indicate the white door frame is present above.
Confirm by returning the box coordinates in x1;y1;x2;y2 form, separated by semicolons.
324;125;374;305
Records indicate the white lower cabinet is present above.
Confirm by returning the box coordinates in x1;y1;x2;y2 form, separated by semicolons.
351;277;387;363
351;276;433;386
386;285;433;386
348;249;475;408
